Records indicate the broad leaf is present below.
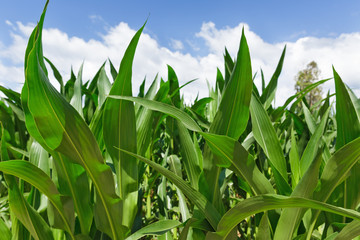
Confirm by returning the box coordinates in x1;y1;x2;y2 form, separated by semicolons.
21;6;124;239
103;22;145;229
119;149;221;229
207;195;360;240
250;93;291;194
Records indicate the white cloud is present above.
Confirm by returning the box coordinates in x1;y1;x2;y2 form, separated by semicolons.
1;20;360;105
169;39;184;51
196;22;360;104
5;20;13;26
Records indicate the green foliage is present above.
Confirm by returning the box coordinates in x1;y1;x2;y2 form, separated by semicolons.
0;1;360;240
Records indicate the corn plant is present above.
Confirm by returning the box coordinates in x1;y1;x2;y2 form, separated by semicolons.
1;1;360;239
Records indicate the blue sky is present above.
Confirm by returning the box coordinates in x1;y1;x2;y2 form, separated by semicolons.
2;1;360;51
1;0;360;103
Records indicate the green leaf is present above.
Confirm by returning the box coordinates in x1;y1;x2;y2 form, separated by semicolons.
167;65;181;108
271;78;330;121
103;23;145;229
70;63;84;117
177;120;201;190
334;220;360;240
119;149;221;229
0;160;74;235
257;212;271;240
2;122;54;240
261;69;265;92
168;155;191;220
302;101;316;134
207;195;360;240
179;218;198;240
260;46;286;109
289;128;301;187
44;57;64;94
299;106;330;176
216;68;225;93
306;137;360;237
250;93;291;194
52;153;93;235
0;86;21;106
29;141;49;175
0;218;11;240
137;77;146;98
333;67;360;149
6;175;54;240
136;76;160;156
200;133;274;195
108;58;118;81
274;150;323;240
108;96;201;132
21;6;124;239
204;28;253;212
333;68;360;211
125;220;182;240
96;65;111;108
223;48;234;87
209;28;252;139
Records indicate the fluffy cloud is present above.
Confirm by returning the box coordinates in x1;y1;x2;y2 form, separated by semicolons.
169;39;184;51
197;22;360;104
1;20;360;105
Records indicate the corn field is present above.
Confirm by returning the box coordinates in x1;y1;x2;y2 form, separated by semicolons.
1;2;360;240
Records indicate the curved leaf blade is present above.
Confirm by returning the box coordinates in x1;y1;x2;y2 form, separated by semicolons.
108;96;201;132
200;133;274;195
250;93;290;194
21;7;124;239
0;160;74;235
125;220;182;240
102;24;145;228
208;195;360;240
334;220;360;240
119;149;221;229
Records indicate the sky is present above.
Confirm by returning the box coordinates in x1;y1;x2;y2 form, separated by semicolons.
1;0;360;104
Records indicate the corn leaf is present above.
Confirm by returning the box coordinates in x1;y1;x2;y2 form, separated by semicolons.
289;127;301;187
307;136;360;237
334;220;360;240
108;96;201;132
1;122;55;240
300;106;330;176
21;5;125;239
136;76;160;156
274;150;323;240
119;149;221;229
102;23;145;229
209;28;252;139
207;195;360;240
200;133;274;195
0;160;74;235
250;93;291;194
0;218;11;240
125;220;182;240
177;120;201;190
52;153;93;235
6;175;54;240
260;46;286;109
70;62;84;117
333;67;360;211
44;57;64;94
204;28;252;212
333;67;360;149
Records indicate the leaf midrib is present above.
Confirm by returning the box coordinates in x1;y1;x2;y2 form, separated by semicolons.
30;52;117;239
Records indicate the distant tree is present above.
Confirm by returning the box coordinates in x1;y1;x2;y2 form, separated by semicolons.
294;61;322;107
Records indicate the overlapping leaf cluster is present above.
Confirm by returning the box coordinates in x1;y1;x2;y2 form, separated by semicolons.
0;2;360;239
